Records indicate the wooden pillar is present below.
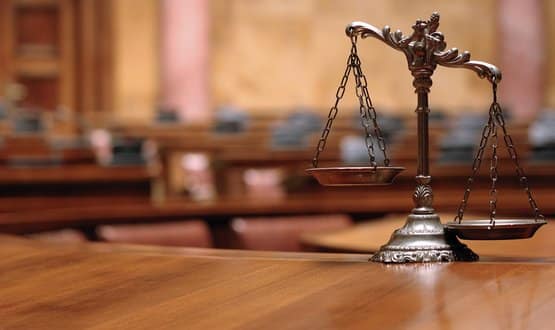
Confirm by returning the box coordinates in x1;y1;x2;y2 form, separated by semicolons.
497;0;545;122
76;0;114;115
160;0;210;123
111;0;159;122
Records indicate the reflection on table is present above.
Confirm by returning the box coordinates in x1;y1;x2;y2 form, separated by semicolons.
1;234;554;329
302;214;554;260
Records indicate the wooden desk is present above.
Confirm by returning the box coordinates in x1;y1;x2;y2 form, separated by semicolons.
0;164;156;202
0;186;553;234
0;164;154;184
302;214;555;260
0;235;553;329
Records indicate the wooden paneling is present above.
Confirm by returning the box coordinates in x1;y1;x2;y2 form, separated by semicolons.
110;0;159;122
210;0;498;117
17;76;58;109
75;0;113;114
543;0;555;108
0;0;114;115
15;4;59;56
0;0;15;89
1;0;74;110
58;0;74;111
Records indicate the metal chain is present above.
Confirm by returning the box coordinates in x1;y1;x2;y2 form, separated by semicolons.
350;37;390;167
454;110;493;223
351;50;377;166
312;36;390;168
489;113;499;224
311;52;353;167
455;80;545;223
491;83;545;222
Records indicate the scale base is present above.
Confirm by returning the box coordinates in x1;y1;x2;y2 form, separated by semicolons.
370;212;479;263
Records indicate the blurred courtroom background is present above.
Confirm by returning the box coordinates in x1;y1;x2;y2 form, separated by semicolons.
0;0;553;251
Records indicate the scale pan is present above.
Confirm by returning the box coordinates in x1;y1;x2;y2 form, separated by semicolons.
306;166;405;186
445;219;547;240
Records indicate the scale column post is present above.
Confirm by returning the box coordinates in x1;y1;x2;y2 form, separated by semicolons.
416;92;429;177
412;69;434;215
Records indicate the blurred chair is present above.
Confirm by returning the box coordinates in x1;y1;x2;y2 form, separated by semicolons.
429;108;447;123
26;229;87;243
285;110;323;133
270;109;322;149
155;105;180;124
351;111;405;140
438;113;485;164
0;101;7;119
340;135;385;165
110;137;146;165
12;109;44;133
230;214;353;251
344;112;404;165
96;220;213;247
529;110;555;162
213;105;249;134
270;125;309;149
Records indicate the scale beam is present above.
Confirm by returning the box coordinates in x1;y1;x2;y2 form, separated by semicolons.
346;13;502;84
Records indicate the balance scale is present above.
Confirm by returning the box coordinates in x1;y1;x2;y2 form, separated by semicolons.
306;12;547;263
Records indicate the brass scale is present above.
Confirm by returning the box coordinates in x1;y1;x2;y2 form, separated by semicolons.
306;12;547;263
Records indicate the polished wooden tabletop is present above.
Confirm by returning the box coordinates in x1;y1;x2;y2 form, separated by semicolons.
302;214;555;259
1;235;554;329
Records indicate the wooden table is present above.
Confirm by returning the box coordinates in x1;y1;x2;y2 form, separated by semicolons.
0;186;553;234
302;214;555;260
0;235;553;329
0;164;154;184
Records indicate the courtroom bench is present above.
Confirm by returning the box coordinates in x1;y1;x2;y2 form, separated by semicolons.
0;185;552;235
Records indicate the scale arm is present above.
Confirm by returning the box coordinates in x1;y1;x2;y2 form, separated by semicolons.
346;20;502;84
346;21;407;53
434;50;502;83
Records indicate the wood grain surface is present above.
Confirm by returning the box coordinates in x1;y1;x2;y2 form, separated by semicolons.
302;214;555;260
0;235;554;329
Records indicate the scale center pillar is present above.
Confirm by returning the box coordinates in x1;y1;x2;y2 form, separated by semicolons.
370;46;478;263
370;173;478;263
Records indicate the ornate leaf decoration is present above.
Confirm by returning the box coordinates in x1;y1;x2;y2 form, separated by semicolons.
346;12;501;83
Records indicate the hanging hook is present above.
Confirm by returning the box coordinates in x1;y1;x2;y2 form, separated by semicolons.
350;34;358;47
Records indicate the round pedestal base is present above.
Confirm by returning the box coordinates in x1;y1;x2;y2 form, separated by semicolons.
370;212;479;263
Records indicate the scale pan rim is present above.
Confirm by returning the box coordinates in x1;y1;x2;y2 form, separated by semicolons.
306;166;405;186
445;218;547;240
